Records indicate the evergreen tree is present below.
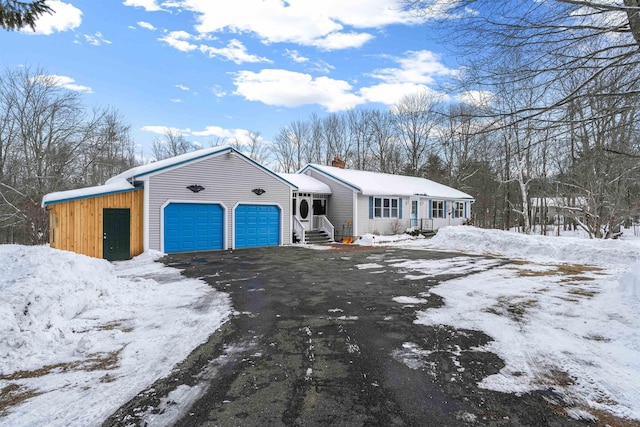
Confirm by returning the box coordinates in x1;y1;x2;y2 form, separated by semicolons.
0;1;52;31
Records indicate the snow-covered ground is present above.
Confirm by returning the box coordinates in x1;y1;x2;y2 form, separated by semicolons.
2;226;639;425
357;226;640;422
0;246;231;426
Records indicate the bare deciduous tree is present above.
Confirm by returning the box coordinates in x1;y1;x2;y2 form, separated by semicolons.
391;91;443;176
230;130;268;164
0;65;136;244
403;0;640;124
152;129;194;161
271;121;310;172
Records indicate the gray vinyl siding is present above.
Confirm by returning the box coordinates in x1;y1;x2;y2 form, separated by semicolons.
303;169;354;240
147;152;292;251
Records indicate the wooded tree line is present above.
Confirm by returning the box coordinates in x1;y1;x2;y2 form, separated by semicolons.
0;66;136;244
267;82;639;238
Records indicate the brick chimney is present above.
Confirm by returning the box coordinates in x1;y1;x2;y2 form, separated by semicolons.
331;156;345;169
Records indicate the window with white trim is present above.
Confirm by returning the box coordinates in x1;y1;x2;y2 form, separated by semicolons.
454;202;464;218
431;200;444;218
374;197;399;218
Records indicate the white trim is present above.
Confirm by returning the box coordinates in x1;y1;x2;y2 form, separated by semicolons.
231;202;283;249
288;187;294;245
143;182;150;252
352;191;358;236
303;168;360;192
410;197;420;226
160;200;228;253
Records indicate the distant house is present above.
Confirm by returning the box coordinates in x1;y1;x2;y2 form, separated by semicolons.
531;197;587;226
42;149;475;260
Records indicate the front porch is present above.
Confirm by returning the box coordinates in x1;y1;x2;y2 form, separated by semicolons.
292;192;334;244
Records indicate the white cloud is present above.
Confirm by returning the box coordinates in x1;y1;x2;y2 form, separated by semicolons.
198;39;270;64
169;0;419;50
175;84;190;91
285;49;309;63
28;1;82;35
83;32;111;46
159;33;267;64
359;83;436;105
33;74;92;93
141;124;250;143
370;50;457;85
141;125;191;135
234;69;363;112
137;21;157;31
309;60;335;74
191;126;235;138
170;98;183;103
123;0;164;12
311;32;374;50
158;31;198;52
210;85;226;98
456;90;494;107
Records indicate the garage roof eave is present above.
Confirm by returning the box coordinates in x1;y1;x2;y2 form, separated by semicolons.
42;183;141;207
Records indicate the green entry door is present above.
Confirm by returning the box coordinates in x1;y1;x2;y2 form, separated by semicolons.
103;208;131;261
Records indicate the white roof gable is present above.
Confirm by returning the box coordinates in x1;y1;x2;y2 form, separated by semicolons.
44;146;297;206
304;164;474;200
106;145;232;184
278;173;331;194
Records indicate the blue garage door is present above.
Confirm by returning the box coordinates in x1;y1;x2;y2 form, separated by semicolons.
164;203;223;253
235;205;280;249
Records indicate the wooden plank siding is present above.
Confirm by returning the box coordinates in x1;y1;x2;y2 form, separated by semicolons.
47;189;144;259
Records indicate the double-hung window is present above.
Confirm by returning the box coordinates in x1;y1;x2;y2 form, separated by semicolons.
454;202;464;218
431;200;444;218
373;197;399;218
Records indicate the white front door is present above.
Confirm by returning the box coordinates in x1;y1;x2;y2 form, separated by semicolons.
297;194;313;230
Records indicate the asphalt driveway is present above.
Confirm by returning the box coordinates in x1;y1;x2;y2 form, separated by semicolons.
104;245;584;427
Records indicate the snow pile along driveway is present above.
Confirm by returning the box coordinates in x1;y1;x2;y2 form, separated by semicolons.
426;226;640;266
0;246;231;426
377;226;640;422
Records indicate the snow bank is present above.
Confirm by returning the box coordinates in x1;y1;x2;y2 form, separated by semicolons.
426;226;640;266
0;245;231;426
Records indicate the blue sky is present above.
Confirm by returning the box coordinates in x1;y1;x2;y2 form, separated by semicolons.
1;0;468;158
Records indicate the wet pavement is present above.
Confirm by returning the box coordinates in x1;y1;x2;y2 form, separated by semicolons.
104;245;584;427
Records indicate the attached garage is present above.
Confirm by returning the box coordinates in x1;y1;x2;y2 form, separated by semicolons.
235;204;280;249
43;146;296;260
163;202;224;253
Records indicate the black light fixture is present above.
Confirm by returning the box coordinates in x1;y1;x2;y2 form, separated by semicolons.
187;185;205;193
252;188;266;195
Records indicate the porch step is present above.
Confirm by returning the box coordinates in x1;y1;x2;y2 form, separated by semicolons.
297;229;333;244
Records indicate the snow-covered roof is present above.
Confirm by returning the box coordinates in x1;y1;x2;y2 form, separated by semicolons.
278;173;331;194
106;145;233;184
44;146;298;206
42;179;136;207
302;164;474;200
